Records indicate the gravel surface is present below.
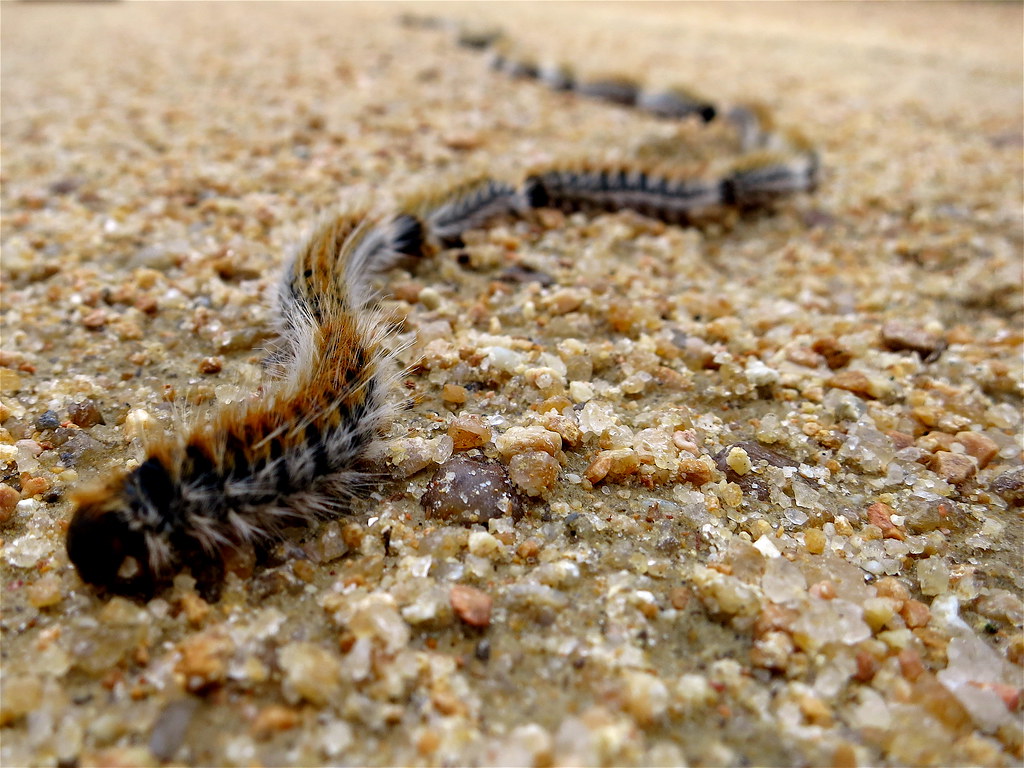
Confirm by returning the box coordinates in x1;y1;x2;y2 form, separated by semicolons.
1;3;1022;766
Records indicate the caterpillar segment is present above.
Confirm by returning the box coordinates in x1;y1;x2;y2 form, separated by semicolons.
574;75;643;107
418;18;810;164
398;176;524;250
538;62;576;92
522;164;725;224
487;39;541;80
721;150;820;208
455;26;505;51
638;86;717;122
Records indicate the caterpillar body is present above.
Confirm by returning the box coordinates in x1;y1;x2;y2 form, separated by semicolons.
66;20;819;600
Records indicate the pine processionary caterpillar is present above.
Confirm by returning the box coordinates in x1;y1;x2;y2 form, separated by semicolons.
66;17;819;600
67;212;418;598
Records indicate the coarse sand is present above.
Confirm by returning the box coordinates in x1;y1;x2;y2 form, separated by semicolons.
1;3;1022;766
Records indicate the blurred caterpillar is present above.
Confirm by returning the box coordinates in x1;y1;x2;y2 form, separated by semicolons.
66;20;818;600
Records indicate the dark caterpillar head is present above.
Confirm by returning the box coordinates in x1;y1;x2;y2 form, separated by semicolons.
66;458;177;599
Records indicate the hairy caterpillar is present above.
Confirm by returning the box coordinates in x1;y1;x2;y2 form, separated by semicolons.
66;19;818;600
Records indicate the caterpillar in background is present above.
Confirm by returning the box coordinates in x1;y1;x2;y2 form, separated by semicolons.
66;17;819;600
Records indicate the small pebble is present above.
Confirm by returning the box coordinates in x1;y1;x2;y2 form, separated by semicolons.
198;356;223;374
834;515;854;536
387;436;440;477
124;408;153;441
21;475;50;498
874;577;910;603
447;413;492;452
178;592;211;626
0;676;42;725
804;529;826;555
443;130;481;150
862;597;899;631
669;586;691;610
508;451;560;496
318;521;349;562
826;369;892;400
584;448;639;484
418;286;441;309
930;451;976;484
900;599;931;628
918;431;955;453
725;446;752;476
34;410;60;430
953;431;998;468
175;629;232;692
442;383;468;404
866;502;905;541
346;594;410;651
606;299;641;333
148;699;198;762
81;308;108;330
808;580;836;600
251;705;300;738
392;281;422;303
569;380;595;402
677;456;717;486
880;321;944;357
811;337;853;369
26;573;63;608
341;522;364;550
450;584;493;627
886;430;916;450
898;649;925;682
292;559;316;583
541;413;582;448
720;481;743;507
468;530;502;558
67;400;105;428
621;670;669;723
990;468;1024;506
517;538;541;561
0;369;21;395
0;483;21;523
715;442;800;501
975;589;1024;626
495;425;562;459
916;556;950;596
421;456;523;525
544;288;585;315
278;642;342;706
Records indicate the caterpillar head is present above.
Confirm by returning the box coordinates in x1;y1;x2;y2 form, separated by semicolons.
66;458;175;599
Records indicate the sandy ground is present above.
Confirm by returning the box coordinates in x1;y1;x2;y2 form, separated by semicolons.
1;3;1022;766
